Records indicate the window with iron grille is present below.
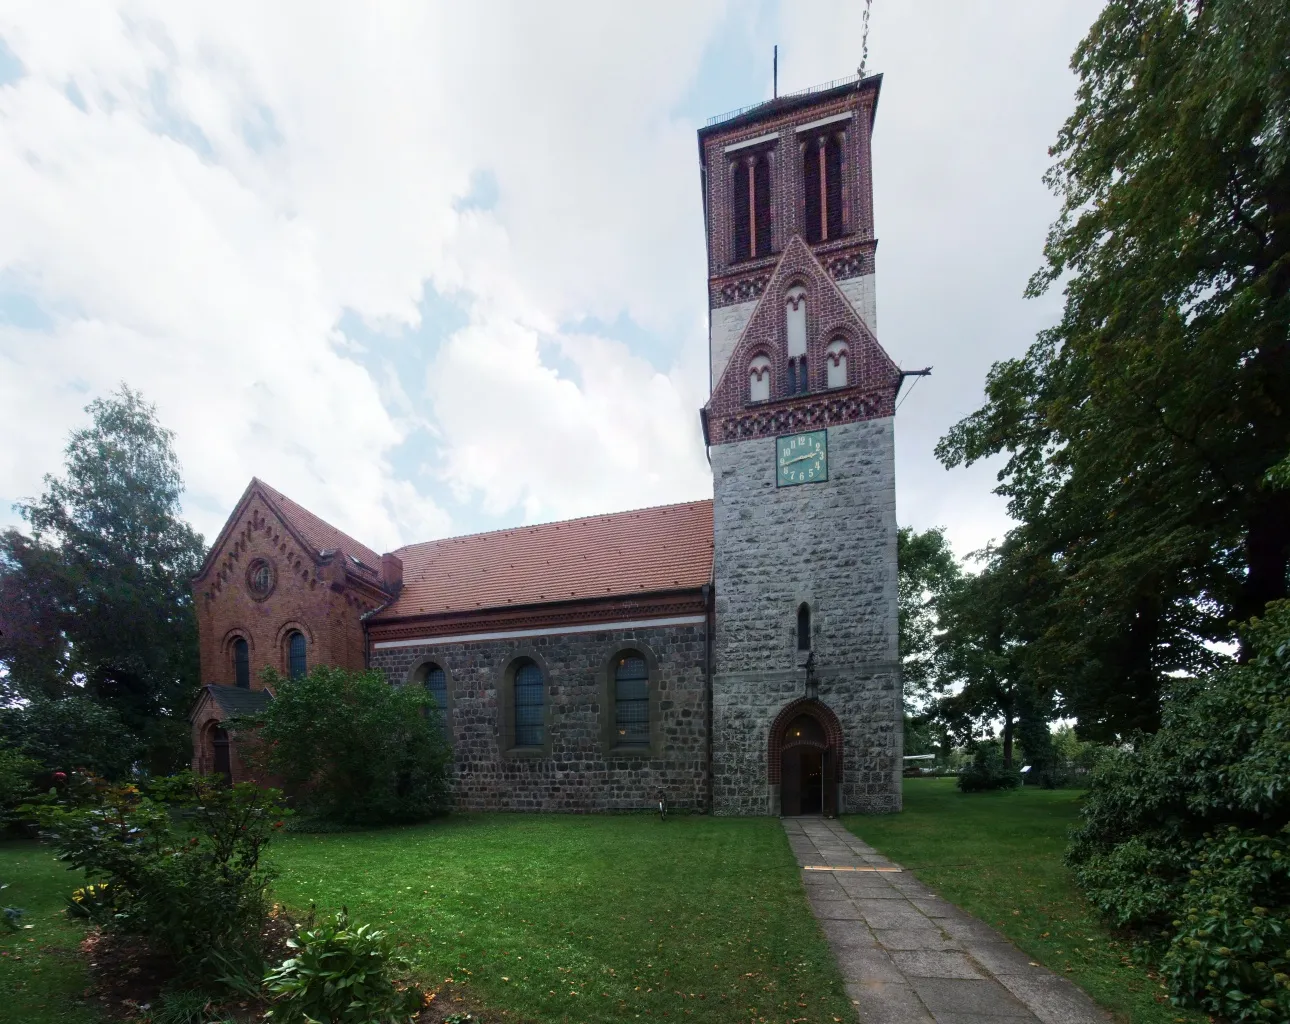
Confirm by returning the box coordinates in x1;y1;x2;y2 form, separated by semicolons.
424;664;449;739
287;631;307;679
513;660;544;747
614;654;650;745
233;637;250;689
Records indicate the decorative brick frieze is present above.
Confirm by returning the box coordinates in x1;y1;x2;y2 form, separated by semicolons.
708;385;893;446
367;589;707;647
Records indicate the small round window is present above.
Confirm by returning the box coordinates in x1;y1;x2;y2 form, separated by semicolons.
246;558;276;599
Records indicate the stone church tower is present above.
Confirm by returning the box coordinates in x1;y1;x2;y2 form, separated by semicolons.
699;75;903;815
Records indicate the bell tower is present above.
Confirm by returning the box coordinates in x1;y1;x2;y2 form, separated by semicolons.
698;75;903;815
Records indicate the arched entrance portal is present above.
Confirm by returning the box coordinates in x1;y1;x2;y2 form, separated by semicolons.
769;699;843;816
212;727;232;785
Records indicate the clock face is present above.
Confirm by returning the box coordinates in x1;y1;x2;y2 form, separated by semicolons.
777;430;828;486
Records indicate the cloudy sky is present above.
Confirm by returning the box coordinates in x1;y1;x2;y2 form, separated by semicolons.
0;0;1102;559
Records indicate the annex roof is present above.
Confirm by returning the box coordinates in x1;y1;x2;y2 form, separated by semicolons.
253;479;385;577
193;683;274;722
377;499;715;621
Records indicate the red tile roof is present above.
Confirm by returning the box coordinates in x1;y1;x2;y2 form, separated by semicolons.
378;500;714;620
255;479;385;578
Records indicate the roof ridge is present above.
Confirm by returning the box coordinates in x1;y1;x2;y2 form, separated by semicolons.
393;497;714;554
252;477;383;565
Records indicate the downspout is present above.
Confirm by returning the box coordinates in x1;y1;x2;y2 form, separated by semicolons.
359;597;394;671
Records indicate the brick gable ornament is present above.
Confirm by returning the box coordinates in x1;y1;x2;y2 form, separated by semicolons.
702;234;901;447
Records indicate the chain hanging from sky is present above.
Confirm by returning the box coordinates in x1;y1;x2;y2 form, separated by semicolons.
857;0;872;79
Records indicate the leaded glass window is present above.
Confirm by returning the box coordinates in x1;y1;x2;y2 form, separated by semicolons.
425;664;449;739
614;654;650;745
233;637;250;689
288;631;307;679
513;660;544;747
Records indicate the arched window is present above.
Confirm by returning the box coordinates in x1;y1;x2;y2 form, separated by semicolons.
424;663;449;739
732;152;772;262
786;286;808;395
287;631;307;679
749;354;772;402
826;339;849;389
233;637;250;689
804;133;844;243
513;659;544;747
797;603;812;651
752;154;771;257
613;653;650;746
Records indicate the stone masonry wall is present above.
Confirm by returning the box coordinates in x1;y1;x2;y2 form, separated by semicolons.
710;416;901;815
711;297;758;387
369;622;709;813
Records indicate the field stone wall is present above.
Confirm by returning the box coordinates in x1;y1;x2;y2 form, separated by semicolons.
710;416;901;815
369;623;709;813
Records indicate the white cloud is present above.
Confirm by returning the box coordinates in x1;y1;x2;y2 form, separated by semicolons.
0;0;1103;562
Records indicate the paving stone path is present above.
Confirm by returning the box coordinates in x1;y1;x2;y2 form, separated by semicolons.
784;817;1109;1024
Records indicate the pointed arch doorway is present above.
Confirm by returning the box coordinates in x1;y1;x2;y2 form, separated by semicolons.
769;699;843;816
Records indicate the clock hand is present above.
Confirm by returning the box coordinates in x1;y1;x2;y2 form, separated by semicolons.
782;453;815;465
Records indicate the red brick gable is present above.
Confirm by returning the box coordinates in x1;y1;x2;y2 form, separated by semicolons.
374;500;714;621
703;235;900;446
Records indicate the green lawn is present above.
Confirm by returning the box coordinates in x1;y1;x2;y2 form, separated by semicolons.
1;815;854;1024
270;814;852;1022
843;778;1203;1024
0;842;98;1024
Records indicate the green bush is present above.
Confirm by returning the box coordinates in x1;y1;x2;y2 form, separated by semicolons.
263;908;422;1024
1067;600;1290;1023
956;740;1021;792
246;666;451;826
31;771;289;981
0;741;39;825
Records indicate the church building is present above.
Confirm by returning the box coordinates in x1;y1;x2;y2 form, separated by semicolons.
191;73;904;816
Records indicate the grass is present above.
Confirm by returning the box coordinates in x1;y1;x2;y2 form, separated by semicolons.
843;778;1205;1024
0;842;98;1024
270;814;853;1023
1;815;855;1024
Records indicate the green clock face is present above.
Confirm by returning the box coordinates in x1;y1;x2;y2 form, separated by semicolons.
777;430;828;486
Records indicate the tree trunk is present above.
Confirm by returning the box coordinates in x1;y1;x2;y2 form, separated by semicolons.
1239;489;1290;659
1002;715;1015;769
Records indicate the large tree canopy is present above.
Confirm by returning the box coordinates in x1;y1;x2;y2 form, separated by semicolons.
896;526;960;710
0;386;204;770
937;0;1290;740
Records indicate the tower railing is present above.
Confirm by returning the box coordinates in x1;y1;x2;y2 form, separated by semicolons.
704;73;865;128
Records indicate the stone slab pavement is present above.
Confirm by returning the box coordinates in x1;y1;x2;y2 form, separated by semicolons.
784;817;1110;1024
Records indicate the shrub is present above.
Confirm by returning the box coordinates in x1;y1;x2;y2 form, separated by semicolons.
264;908;422;1024
32;771;289;981
0;741;39;825
0;695;139;780
956;740;1021;792
1067;600;1290;1023
246;666;451;826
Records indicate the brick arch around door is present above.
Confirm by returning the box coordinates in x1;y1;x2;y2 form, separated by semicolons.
768;698;843;816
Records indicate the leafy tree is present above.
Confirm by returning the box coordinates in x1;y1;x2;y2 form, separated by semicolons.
245;666;451;826
896;526;961;711
1067;599;1290;1022
936;0;1290;740
0;386;204;771
0;696;139;780
933;534;1060;768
